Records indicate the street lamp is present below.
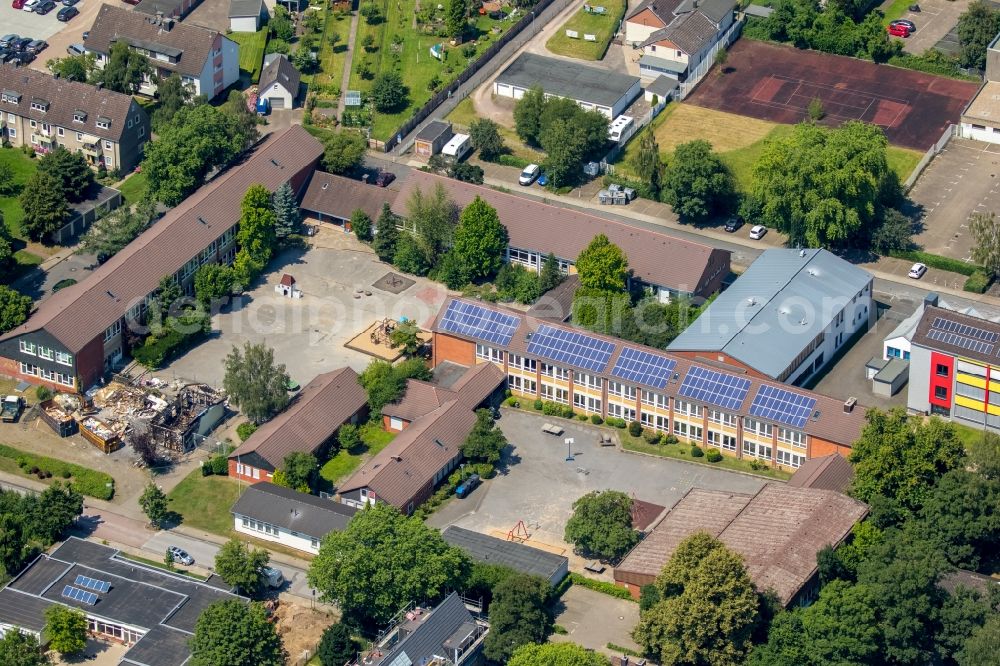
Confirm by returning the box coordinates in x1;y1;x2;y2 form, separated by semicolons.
565;437;574;462
460;462;466;480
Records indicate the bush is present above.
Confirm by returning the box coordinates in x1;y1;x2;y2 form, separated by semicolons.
210;454;229;475
236;422;258;441
590;414;603;425
749;458;769;471
628;420;643;437
690;445;705;458
498;154;530;169
504;396;520;408
643;429;661;445
533;399;544;411
60;469;71;479
706;449;723;463
964;270;991;294
568;573;636;601
0;444;114;499
577;414;588;421
542;401;562;416
888;249;981;276
606;417;627;429
561;406;576;419
664;435;679;445
36;385;53;402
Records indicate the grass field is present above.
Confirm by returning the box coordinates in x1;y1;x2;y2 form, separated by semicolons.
0;444;116;499
882;0;911;23
320;423;396;486
230;30;269;82
167;470;243;536
0;147;38;241
545;0;626;60
308;9;352;99
621;435;793;480
118;171;148;206
447;97;546;164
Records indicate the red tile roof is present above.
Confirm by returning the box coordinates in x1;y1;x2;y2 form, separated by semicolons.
382;362;504;422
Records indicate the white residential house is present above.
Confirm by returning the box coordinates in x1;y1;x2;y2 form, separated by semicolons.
626;0;737;81
258;54;301;109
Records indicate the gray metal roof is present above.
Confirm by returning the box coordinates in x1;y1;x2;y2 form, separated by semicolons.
668;249;872;379
376;593;476;666
874;358;908;384
229;0;263;17
416;120;453;142
643;11;719;54
645;74;680;96
441;526;569;583
0;587;53;633
639;54;688;75
496;53;640;108
694;0;737;24
230;482;357;539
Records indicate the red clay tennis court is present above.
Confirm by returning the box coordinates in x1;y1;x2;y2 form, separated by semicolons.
686;40;980;151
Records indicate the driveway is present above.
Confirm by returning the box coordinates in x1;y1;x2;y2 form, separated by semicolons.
24;0;117;73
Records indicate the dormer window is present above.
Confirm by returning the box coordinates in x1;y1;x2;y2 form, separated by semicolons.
1;90;20;104
73;110;87;123
30;99;49;112
96;117;110;130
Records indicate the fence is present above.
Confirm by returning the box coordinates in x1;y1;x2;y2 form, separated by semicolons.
381;0;576;153
677;19;744;100
903;123;955;192
601;98;668;165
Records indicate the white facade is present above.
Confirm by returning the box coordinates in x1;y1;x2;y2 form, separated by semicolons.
625;19;662;46
233;512;322;555
261;79;294;109
960;122;1000;144
230;15;261;31
492;79;641;119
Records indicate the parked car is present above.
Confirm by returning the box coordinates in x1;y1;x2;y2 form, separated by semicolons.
82;30;89;40
887;24;910;37
518;163;540;186
908;262;927;279
66;43;84;56
22;0;40;10
9;52;35;66
35;0;56;13
537;173;548;187
724;216;744;232
26;39;47;54
455;473;481;499
749;224;767;240
261;566;284;588
11;0;25;8
375;170;395;187
10;37;31;51
1;395;24;423
167;546;194;566
62;0;80;5
0;35;18;48
57;5;77;19
890;19;916;32
0;50;13;64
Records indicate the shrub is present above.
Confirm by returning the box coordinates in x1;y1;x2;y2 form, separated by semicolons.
201;463;214;477
568;573;636;601
964;270;991;294
498;154;530;169
504;396;519;407
561;406;576;419
590;414;603;425
29;466;39;475
628;420;643;437
706;449;723;463
690;445;705;458
577;414;588;421
236;422;258;441
36;385;53;402
60;469;71;479
887;249;980;276
533;399;544;411
611;418;627;429
749;458;769;471
542;401;561;416
0;444;114;499
643;429;661;445
664;435;679;445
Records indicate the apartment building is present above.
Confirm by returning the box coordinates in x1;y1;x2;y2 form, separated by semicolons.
84;5;239;100
432;297;867;469
0;126;323;391
0;65;149;172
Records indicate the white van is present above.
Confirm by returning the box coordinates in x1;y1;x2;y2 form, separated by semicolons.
519;163;540;185
608;115;634;143
262;566;284;588
442;133;472;161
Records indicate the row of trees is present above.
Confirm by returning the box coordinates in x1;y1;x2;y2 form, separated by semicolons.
0;484;83;580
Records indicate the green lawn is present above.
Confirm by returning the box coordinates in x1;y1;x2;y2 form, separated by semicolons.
230;30;270;82
308;9;351;99
621;435;793;480
718;124;796;192
447;97;545;164
886;146;922;184
882;0;911;23
954;421;989;449
118;171;148;206
545;0;627;61
0;147;38;240
0;444;116;499
167;469;243;537
320;422;396;487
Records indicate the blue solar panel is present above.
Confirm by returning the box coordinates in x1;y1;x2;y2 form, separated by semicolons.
75;574;111;593
61;585;98;606
749;385;817;428
677;366;751;411
439;300;521;346
526;325;615;373
611;347;676;389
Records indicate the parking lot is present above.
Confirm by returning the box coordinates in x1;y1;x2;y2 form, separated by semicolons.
158;226;448;388
427;409;766;566
908;138;1000;262
1;0;69;45
890;0;971;55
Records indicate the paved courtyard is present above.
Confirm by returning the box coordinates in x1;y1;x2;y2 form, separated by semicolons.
427;409;766;567
552;586;642;657
908;138;1000;262
158;227;448;388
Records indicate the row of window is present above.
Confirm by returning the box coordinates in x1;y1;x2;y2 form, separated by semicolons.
241;516;279;537
19;362;74;387
235;463;262;480
87;618;144;646
19;341;73;366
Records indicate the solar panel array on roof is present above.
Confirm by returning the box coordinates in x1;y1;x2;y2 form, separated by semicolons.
749;385;816;428
439;300;521;346
926;329;995;355
932;317;999;342
75;574;111;593
678;366;751;410
526;325;616;373
62;585;98;606
611;347;676;389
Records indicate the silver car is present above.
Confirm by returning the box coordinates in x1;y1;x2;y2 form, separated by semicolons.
167;546;194;565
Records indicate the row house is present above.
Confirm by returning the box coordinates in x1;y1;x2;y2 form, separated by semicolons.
0;126;323;391
433;297;867;470
84;5;239;100
0;65;149;172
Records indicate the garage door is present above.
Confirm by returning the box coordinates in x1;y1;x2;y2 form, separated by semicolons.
495;83;512;98
268;97;285;109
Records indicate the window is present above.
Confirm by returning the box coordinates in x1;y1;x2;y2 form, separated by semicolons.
708;431;737;451
508;353;536;372
311;538;320;549
607;402;636;422
674;400;701;418
508;374;536;395
19;340;36;356
96;119;110;130
138;125;145;137
29;120;36;128
73;113;85;123
104;320;122;342
573;393;601;413
608;381;636;400
574;373;601;390
777;428;804;449
935;386;948;400
127;119;132;129
19;362;37;376
57;127;63;137
37;346;54;361
55;351;73;366
541;383;568;404
76;132;83;141
708;410;736;427
674;421;687;437
104;140;112;150
7;128;14;138
936;363;949;378
777;449;805;468
642;390;668;409
743;418;772;439
30;101;47;112
541;363;568;380
476;343;503;363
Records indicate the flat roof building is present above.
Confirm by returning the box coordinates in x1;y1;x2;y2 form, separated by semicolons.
668;249;873;384
441;526;569;586
493;53;642;118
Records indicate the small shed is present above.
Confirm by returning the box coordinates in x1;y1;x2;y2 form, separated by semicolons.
868;356;908;397
414;120;454;159
275;274;302;298
229;0;267;32
644;74;678;104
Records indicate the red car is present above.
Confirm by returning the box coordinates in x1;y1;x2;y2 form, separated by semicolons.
887;24;910;37
11;0;24;8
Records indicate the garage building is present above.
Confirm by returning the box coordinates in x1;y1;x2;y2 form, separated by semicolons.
259;54;300;109
493;53;641;118
229;0;268;32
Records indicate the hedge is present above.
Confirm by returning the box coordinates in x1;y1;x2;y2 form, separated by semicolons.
567;573;637;601
412;462;494;520
0;444;115;499
888;250;981;277
498;154;530;169
964;270;991;294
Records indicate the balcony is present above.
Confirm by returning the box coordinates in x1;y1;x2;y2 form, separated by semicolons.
81;141;100;155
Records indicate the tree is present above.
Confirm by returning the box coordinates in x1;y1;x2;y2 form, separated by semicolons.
371;71;408;112
462;409;507;464
750;121;897;248
358;358;417;416
514;86;546;146
190;600;286;666
508;642;610;666
194;263;235;306
272;182;301;240
469;118;505;161
970;211;1000;278
914;469;1000;569
662;140;733;223
214;539;270;596
350;209;373;242
38;147;95;204
446;0;468;38
128;428;160;467
79;203;153;259
44;605;87;655
359;1;382;23
277;452;318;493
317;623;358;666
321;131;367;174
269;5;295;40
0;629;48;666
448;162;484;184
152;74;193;129
540;118;588;188
538;252;564;294
632;127;664;200
634;533;758;665
24;484;82;546
936;585;990;662
139;482;169;528
372;203;401;261
849;408;963;513
407;183;458;266
93;40;151;94
576;234;629;293
293;46;319;73
223;343;290;423
307;503;470;625
958;615;1000;666
48;53;96;82
233;184;278;286
389;319;422;356
871;207;914;255
219;89;262;152
0;163;18;197
19;172;67;242
483;573;551;663
338;423;361;451
958;1;1000;70
714;47;729;72
452;196;508;280
564;490;639;562
0;286;32;335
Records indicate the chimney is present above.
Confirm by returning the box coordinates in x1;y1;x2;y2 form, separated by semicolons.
924;292;939;308
163;17;174;31
843;397;857;413
362;174;370;184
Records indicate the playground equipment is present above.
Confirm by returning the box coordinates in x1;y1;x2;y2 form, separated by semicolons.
370;318;397;346
506;520;531;542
